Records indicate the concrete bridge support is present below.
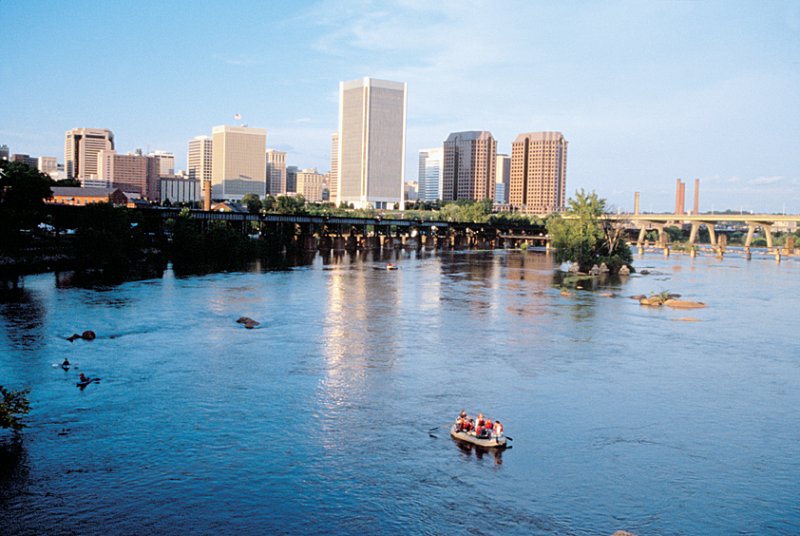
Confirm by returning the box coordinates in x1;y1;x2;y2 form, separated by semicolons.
744;222;774;250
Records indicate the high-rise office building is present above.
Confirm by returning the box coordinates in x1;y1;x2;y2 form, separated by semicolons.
509;131;567;213
149;151;175;177
495;154;511;204
38;156;58;178
329;132;339;204
336;77;406;209
211;125;267;200
65;128;114;182
286;166;298;193
442;131;496;202
266;149;287;195
296;168;326;202
187;136;213;183
10;154;37;168
0;145;9;161
97;150;160;200
418;147;443;202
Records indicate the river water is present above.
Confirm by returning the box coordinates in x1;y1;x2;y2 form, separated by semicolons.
1;250;798;535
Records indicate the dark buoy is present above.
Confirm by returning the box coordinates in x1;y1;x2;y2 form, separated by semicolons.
81;330;96;341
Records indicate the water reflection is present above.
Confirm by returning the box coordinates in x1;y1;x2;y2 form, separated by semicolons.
317;250;405;451
454;440;505;466
0;439;29;507
0;280;45;349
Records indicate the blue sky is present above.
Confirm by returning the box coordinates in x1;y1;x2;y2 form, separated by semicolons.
2;0;798;212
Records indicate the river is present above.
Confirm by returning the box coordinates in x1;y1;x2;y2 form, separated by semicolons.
1;250;798;535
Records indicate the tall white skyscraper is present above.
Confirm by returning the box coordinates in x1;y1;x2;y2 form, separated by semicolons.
188;136;213;182
336;77;407;209
211;125;267;200
418;147;443;202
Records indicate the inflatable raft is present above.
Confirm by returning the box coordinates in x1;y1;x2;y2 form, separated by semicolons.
450;425;507;448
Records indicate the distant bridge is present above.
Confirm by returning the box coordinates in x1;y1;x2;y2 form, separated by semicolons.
603;212;800;258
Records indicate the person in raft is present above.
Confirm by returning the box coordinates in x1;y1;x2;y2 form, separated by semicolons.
457;411;504;438
455;410;476;432
493;420;504;439
62;358;70;367
79;373;89;383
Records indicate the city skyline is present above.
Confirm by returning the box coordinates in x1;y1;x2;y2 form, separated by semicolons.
2;1;799;212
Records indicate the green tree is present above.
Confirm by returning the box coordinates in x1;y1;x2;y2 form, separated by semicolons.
0;385;31;433
275;195;306;214
54;177;81;187
75;203;137;273
546;189;633;273
242;193;262;214
0;161;54;252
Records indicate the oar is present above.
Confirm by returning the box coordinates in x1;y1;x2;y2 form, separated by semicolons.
505;436;513;441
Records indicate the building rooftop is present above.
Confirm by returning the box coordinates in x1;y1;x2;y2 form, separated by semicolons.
50;186;118;197
445;131;494;142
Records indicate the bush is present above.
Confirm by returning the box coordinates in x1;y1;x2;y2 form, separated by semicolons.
0;385;31;433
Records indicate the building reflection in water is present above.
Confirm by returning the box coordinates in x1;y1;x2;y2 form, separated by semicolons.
317;250;402;451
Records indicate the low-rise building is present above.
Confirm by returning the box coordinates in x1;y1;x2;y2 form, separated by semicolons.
160;176;200;205
46;186;129;206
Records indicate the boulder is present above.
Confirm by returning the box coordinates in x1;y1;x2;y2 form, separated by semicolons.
611;532;638;536
237;317;261;329
639;295;665;307
568;263;580;273
599;262;610;273
588;264;601;276
664;299;706;309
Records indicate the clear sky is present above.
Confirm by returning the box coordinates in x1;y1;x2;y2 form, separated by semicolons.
2;0;798;212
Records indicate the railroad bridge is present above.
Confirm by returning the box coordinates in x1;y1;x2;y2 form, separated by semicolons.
45;205;548;252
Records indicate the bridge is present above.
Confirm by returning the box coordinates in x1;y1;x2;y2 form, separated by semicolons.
603;212;800;259
44;205;549;252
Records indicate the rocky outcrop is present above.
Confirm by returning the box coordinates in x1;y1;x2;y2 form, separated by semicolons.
236;317;261;329
664;299;706;309
66;330;97;342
